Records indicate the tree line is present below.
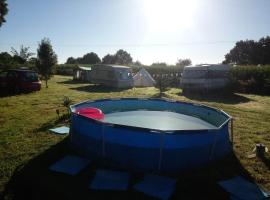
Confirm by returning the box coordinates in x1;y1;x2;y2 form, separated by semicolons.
224;36;270;65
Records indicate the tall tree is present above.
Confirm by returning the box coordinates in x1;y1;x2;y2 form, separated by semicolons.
11;45;34;64
223;37;270;65
0;0;8;27
36;38;57;88
102;54;116;64
114;49;133;65
176;58;192;67
66;57;77;64
81;52;101;64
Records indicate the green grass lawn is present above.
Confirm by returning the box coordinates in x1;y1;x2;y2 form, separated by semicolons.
0;75;270;198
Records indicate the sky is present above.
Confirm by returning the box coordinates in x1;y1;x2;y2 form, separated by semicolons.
0;0;270;65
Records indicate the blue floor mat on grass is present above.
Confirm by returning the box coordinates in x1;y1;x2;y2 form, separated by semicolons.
49;155;90;175
133;174;177;200
89;170;130;191
218;176;269;200
49;126;70;134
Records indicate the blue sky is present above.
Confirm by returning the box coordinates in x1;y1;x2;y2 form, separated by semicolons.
0;0;270;65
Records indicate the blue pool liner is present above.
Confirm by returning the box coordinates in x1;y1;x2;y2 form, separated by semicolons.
89;170;130;191
218;176;269;200
49;155;90;175
133;174;177;200
49;126;70;134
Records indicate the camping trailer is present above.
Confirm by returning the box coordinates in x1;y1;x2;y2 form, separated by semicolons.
180;64;230;93
90;64;134;88
73;66;92;82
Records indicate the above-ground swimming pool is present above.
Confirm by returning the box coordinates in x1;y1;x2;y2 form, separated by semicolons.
70;98;232;174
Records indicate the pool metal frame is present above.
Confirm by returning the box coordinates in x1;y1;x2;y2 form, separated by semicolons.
70;98;233;138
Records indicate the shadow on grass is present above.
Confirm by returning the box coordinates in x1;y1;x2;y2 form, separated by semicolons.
57;79;87;85
180;92;251;105
0;90;37;98
259;155;270;171
70;84;130;93
35;114;70;132
2;138;256;200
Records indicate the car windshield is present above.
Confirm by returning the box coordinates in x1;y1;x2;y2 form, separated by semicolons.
23;72;39;82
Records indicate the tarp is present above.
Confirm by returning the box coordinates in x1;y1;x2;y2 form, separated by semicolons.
49;155;90;175
133;174;177;200
133;68;156;87
89;170;130;191
49;126;70;134
218;176;269;200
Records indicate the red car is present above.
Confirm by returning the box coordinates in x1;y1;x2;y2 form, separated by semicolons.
0;69;41;93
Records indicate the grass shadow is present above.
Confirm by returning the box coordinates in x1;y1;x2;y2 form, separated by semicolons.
57;79;87;85
70;84;130;93
180;92;251;105
35;114;70;132
2;139;257;200
259;155;270;171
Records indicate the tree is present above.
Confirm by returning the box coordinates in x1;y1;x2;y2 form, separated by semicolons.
0;52;12;65
102;54;116;64
66;57;77;64
155;74;171;97
36;38;57;88
0;0;8;27
114;49;133;65
81;52;101;64
223;37;270;65
176;58;192;67
65;52;101;64
11;45;34;64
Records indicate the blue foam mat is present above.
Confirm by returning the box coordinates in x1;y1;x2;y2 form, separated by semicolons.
89;170;130;191
218;176;269;200
133;174;177;200
49;155;90;175
49;126;70;134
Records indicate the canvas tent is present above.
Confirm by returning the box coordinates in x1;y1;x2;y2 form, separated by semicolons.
133;68;156;87
73;66;92;82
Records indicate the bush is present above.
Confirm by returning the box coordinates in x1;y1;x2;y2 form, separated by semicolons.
230;65;270;94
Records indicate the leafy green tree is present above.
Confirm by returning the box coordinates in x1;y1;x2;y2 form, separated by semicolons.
66;52;101;64
36;38;57;88
0;0;8;27
102;54;116;64
223;37;270;65
66;57;77;64
150;62;167;67
81;52;101;64
11;45;34;64
0;52;13;65
155;74;170;97
114;49;133;65
176;58;192;67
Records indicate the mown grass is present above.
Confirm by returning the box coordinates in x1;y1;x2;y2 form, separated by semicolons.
0;75;270;197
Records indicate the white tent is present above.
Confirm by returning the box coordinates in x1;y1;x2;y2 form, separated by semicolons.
133;68;156;87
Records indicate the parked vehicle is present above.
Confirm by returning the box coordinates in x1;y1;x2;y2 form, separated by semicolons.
180;64;230;93
0;69;41;93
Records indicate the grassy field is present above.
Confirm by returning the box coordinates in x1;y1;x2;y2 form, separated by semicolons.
0;75;270;198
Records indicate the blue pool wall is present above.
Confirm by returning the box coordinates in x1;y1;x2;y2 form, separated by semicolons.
70;98;232;174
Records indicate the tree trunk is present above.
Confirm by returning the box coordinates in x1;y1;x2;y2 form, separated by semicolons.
45;79;48;88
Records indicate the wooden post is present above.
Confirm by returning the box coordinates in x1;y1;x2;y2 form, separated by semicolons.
231;118;234;146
